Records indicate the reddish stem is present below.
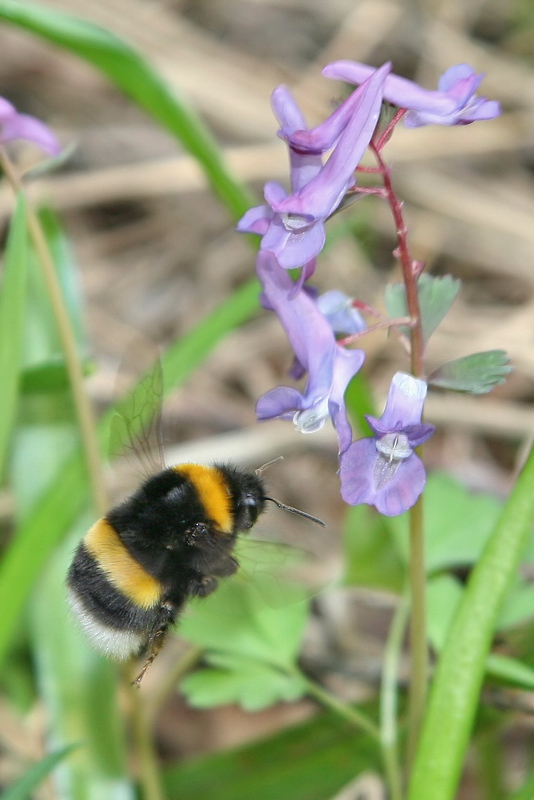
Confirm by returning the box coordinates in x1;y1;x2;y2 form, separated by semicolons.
370;139;424;377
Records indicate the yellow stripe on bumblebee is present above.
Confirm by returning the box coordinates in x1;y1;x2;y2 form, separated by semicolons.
84;518;163;608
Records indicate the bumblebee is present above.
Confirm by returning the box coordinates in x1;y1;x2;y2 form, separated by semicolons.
67;458;323;684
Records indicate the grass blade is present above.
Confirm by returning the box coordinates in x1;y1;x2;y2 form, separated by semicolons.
408;445;534;800
0;0;255;219
0;193;28;479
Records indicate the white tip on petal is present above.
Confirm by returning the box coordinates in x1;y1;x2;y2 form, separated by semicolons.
392;371;427;400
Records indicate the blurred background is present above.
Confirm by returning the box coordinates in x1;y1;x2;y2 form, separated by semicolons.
0;0;532;797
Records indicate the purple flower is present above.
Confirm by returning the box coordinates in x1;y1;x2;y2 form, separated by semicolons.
323;61;501;127
339;372;435;515
256;251;365;454
0;97;60;155
316;290;366;336
237;63;389;269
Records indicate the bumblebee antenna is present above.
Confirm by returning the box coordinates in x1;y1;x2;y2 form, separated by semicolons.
263;495;326;528
255;456;284;476
255;456;325;527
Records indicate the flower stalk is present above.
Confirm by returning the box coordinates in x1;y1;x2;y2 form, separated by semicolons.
370;136;429;759
0;148;108;516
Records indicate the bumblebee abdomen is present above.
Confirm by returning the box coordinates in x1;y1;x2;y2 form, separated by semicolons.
67;519;164;660
84;518;163;608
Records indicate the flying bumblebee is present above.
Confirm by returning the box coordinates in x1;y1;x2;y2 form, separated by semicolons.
67;358;323;685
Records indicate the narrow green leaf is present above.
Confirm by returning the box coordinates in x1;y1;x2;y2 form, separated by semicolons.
0;0;254;220
163;707;382;800
408;444;534;800
30;528;134;800
486;654;534;693
427;575;534;692
384;274;461;345
20;357;94;394
428;350;512;394
0;743;80;800
0;193;28;479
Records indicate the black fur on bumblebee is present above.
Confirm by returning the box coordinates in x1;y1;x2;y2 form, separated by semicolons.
67;460;324;685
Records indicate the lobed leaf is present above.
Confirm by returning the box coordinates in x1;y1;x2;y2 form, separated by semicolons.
384;273;461;345
182;654;306;711
428;350;512;394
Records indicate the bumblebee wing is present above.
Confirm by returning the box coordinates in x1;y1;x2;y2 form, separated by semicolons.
233;538;330;608
108;344;165;477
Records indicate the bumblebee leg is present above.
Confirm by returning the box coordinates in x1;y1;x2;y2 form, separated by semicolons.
133;601;175;687
211;556;239;578
194;575;219;597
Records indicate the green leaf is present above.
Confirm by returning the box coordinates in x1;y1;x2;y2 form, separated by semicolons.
163;706;382;800
30;528;134;800
182;653;306;711
0;0;254;220
343;504;405;592
428;350;512;394
0;194;28;480
389;472;506;573
408;444;534;800
427;576;534;693
180;570;309;671
20;357;94;394
384;274;461;345
0;743;80;800
486;654;534;692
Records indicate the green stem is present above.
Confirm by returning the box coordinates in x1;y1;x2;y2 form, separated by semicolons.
407;497;427;762
300;672;380;739
146;645;204;726
371;140;429;760
381;593;409;800
0;149;107;516
125;672;166;800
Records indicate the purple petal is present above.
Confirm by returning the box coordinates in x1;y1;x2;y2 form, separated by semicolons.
323;60;500;127
274;222;326;270
264;180;289;206
236;205;273;235
256;386;305;420
276;64;389;221
288;77;383;154
271;85;307;134
339;438;378;505
0;97;16;119
373;452;426;515
317;290;366;335
329;348;365;453
379;372;428;429
0;112;61;156
271;86;324;191
339;439;427;515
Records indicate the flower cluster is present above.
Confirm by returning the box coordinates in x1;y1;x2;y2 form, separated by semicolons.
238;60;499;516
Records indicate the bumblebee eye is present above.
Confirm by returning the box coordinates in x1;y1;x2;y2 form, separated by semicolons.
235;493;260;530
